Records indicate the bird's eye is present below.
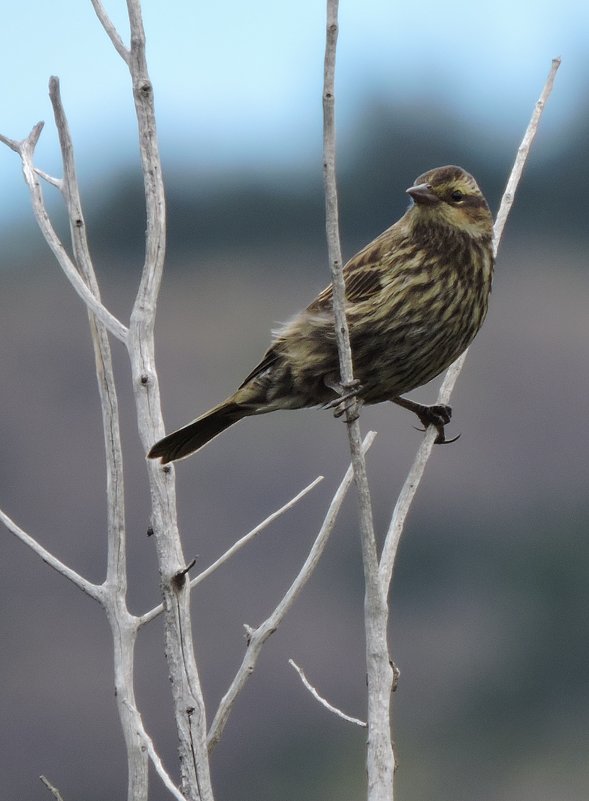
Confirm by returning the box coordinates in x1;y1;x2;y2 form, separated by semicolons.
450;189;464;202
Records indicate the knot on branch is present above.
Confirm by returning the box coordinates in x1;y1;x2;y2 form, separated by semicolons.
172;558;198;590
390;660;401;692
243;623;254;645
137;80;152;97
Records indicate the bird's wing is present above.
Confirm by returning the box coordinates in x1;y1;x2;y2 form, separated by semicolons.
309;252;387;311
237;231;394;389
237;346;281;389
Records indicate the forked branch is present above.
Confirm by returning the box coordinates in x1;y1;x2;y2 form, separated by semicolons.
0;125;128;343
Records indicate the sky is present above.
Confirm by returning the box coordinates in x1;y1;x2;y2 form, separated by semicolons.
0;0;587;226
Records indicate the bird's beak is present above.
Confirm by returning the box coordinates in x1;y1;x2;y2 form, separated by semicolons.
406;182;440;205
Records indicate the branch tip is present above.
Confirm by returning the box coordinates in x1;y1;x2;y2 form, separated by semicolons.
289;659;366;727
39;776;65;801
28;121;45;150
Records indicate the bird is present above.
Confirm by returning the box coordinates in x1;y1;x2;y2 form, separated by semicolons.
148;165;494;464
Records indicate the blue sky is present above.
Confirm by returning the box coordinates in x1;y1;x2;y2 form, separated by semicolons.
0;1;586;225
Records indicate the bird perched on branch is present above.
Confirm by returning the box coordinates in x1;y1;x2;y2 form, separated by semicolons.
149;165;494;464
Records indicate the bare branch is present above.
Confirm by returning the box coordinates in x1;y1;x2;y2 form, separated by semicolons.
139;475;324;628
45;74;151;793
190;475;323;588
89;0;130;63
0;506;101;602
121;701;185;801
379;364;461;591
0;123;129;343
323;4;394;798
34;167;63;189
289;659;366;727
40;776;65;801
379;57;561;594
0;121;44;153
118;4;213;797
322;1;376;573
493;57;561;251
145;738;186;801
207;432;376;751
48;75;128;592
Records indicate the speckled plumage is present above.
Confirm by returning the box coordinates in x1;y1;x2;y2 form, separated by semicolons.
149;165;494;463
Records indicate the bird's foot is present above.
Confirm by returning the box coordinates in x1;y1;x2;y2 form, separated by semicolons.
392;396;459;444
323;378;364;421
414;404;459;444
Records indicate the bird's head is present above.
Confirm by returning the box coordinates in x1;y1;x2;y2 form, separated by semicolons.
406;165;493;239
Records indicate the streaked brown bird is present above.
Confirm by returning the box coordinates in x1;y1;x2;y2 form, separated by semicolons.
149;165;494;464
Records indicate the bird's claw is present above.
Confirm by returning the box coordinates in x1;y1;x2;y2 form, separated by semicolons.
436;431;461;445
413;404;459;444
323;379;363;420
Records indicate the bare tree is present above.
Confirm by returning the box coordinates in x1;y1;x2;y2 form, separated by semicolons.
0;0;560;799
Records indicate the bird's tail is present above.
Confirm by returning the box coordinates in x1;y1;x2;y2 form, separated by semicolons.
147;400;250;464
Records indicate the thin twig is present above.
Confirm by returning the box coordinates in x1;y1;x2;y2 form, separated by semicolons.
121;701;185;801
493;57;561;251
48;76;128;591
190;476;323;588
0;125;129;343
207;432;376;752
39;776;65;801
139;475;324;628
145;738;185;801
289;659;366;727
378;363;461;591
34;167;62;189
378;57;561;594
89;0;130;63
0;506;101;601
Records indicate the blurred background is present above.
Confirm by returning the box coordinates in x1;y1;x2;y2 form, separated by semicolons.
1;1;588;800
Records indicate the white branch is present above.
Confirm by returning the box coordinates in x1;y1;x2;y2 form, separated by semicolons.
138;475;324;628
379;359;463;591
0;125;128;344
48;75;129;591
145;738;185;801
323;4;394;798
34;167;62;189
39;776;65;801
322;2;377;569
493;57;561;251
190;475;323;588
207;432;376;751
122;701;185;801
90;0;130;63
119;3;214;798
379;56;561;594
289;659;366;727
0;506;101;602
